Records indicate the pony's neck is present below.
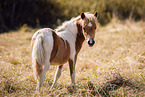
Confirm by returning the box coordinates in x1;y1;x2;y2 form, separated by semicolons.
56;17;85;54
75;18;85;54
63;18;85;54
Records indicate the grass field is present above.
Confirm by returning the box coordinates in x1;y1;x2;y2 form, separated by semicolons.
0;20;145;96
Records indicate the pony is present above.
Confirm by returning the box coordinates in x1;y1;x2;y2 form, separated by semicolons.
31;11;98;90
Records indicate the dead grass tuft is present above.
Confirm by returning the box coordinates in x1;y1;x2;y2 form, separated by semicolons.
86;76;141;97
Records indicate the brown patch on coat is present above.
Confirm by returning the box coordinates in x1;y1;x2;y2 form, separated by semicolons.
50;31;70;65
75;18;85;54
50;31;58;62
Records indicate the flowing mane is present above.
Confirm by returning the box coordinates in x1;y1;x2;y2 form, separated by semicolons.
55;16;80;32
55;12;95;33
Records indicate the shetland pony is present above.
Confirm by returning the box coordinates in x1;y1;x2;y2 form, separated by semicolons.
31;12;98;90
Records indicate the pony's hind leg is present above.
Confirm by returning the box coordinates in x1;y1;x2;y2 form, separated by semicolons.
50;65;63;90
36;61;50;91
37;29;53;90
33;29;54;91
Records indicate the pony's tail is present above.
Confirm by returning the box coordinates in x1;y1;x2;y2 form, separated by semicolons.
32;36;45;79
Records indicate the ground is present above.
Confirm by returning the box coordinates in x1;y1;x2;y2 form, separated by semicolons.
0;19;145;96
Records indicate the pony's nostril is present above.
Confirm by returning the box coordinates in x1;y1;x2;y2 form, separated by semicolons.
89;40;93;44
88;39;95;46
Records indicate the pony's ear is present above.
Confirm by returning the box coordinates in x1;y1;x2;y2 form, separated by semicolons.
81;12;85;19
94;11;98;18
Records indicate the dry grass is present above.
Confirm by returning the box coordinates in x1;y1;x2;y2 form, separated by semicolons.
0;20;145;96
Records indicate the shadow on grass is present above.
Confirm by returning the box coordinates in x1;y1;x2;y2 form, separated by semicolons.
88;77;141;97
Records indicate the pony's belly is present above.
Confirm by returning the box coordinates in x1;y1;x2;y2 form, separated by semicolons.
50;56;69;65
50;60;68;65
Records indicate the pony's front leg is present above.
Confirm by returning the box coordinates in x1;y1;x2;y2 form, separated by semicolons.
68;58;76;86
50;65;63;90
36;62;50;91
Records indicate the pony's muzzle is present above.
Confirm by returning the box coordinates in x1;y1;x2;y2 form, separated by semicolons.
88;38;95;47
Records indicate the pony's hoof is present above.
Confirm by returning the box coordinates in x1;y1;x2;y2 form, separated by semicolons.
71;83;76;90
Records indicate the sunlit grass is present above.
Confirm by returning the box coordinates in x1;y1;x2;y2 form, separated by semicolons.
0;20;145;96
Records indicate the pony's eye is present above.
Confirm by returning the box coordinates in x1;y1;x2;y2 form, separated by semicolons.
95;27;97;29
83;27;85;31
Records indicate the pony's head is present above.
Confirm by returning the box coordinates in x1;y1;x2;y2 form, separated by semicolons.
80;12;98;47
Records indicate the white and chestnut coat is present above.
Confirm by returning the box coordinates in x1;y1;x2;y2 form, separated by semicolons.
31;12;98;90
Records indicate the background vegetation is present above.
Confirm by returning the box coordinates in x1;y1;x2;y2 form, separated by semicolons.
0;0;145;32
